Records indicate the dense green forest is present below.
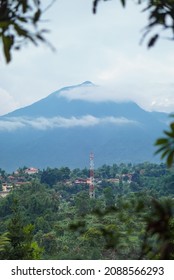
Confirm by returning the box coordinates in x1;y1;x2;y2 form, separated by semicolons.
0;162;174;260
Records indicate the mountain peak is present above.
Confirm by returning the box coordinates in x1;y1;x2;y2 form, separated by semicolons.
81;81;94;86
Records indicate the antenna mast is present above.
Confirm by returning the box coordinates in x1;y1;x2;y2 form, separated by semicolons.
89;152;95;198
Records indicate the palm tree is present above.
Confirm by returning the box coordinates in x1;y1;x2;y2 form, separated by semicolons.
0;233;9;252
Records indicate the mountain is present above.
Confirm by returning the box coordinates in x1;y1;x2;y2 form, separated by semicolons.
0;81;169;172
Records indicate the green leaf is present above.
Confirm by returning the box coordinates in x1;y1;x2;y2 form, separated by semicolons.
155;146;168;155
36;34;46;43
167;152;174;167
148;34;159;48
93;0;100;14
164;131;174;138
120;0;126;7
2;35;13;63
33;9;41;24
161;149;170;159
14;26;27;36
155;138;168;145
170;122;174;131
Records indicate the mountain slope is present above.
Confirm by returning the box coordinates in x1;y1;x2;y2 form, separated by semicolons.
0;82;168;171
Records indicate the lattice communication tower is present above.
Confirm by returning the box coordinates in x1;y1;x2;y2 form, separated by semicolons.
89;152;95;198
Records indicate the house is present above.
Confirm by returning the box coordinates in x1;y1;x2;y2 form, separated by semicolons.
74;178;88;184
2;183;13;192
0;191;9;198
107;178;120;183
24;167;39;175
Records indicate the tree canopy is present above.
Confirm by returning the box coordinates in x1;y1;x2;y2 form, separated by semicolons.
0;163;174;259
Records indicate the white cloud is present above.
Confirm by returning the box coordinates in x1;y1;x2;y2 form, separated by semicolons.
0;88;19;116
95;52;174;113
0;116;138;131
59;84;105;102
0;119;25;131
58;77;174;114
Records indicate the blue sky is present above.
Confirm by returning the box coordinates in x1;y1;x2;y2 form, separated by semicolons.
0;0;174;115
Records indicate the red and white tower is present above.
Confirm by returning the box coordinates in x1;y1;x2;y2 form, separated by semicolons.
89;152;95;198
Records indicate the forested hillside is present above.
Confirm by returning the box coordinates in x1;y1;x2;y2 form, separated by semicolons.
0;162;174;260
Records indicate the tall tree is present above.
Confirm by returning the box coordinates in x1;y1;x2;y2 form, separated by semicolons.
0;198;43;259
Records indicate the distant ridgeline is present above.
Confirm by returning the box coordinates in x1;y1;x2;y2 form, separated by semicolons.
0;162;172;198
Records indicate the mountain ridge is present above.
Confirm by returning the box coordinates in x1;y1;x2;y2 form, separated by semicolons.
0;82;168;172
